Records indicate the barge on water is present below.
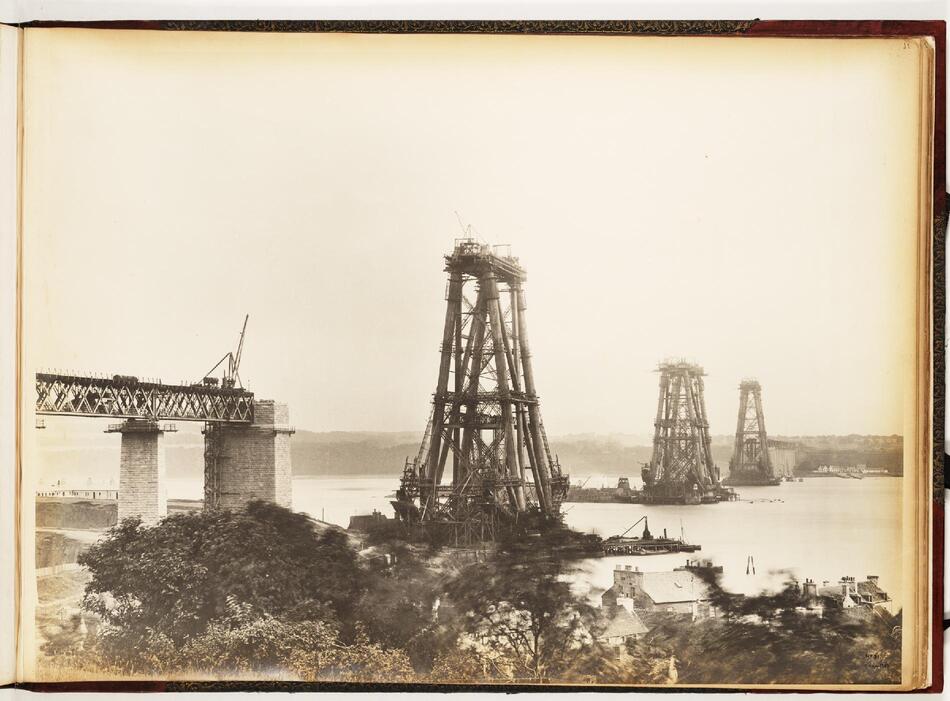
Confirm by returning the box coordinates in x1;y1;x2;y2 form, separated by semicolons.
565;476;639;503
566;476;740;506
723;473;782;487
639;483;740;505
602;515;701;556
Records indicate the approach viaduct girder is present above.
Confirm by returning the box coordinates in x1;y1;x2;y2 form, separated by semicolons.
35;372;255;424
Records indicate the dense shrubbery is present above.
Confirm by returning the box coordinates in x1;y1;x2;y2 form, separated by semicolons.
71;501;381;676
632;570;902;685
43;502;900;686
176;596;414;681
435;555;620;683
354;544;446;670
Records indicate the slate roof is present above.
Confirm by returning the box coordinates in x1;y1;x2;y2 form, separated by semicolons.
598;607;649;641
819;590;847;604
817;579;889;607
640;570;709;604
817;585;842;598
856;580;889;602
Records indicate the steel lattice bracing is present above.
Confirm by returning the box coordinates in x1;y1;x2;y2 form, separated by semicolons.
392;239;569;543
36;373;254;423
641;361;722;504
724;379;779;486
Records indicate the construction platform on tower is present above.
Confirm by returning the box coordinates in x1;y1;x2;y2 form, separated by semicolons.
390;239;570;545
640;360;740;505
723;379;782;487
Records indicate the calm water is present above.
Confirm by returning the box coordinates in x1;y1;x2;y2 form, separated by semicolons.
166;475;903;607
564;477;903;606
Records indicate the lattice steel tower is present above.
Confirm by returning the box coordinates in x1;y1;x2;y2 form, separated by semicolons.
641;360;723;504
392;239;569;543
724;379;780;486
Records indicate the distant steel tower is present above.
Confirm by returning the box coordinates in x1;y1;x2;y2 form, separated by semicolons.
724;379;781;487
642;360;726;505
392;239;569;543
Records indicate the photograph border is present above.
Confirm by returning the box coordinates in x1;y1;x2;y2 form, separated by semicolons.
9;18;945;694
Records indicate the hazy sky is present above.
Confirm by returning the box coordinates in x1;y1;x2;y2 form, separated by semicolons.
22;30;923;437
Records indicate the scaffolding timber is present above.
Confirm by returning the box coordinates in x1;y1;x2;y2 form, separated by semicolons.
392;239;569;543
641;360;736;505
724;379;781;487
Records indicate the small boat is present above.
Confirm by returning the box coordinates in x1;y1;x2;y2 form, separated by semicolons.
602;516;701;556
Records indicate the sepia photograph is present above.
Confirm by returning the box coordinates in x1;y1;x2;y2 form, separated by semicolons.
7;21;939;690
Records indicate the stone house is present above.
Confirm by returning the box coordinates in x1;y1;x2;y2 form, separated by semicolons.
596;606;649;650
815;575;892;613
601;564;717;620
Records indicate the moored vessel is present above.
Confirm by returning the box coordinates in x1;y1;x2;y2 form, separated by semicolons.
602;515;701;556
566;476;639;503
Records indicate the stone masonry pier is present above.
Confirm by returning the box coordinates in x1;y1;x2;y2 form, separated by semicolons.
99;400;294;524
105;419;176;526
203;400;295;512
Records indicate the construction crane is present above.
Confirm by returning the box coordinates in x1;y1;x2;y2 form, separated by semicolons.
617;515;652;539
36;316;256;424
201;315;249;389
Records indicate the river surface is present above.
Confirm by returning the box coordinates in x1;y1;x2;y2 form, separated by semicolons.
166;474;903;608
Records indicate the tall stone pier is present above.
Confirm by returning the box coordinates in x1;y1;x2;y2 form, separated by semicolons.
106;419;175;525
203;400;294;511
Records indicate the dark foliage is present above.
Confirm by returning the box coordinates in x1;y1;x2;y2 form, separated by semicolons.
77;501;363;668
355;544;448;671
64;505;902;686
437;552;618;683
361;518;410;546
633;569;902;685
497;524;602;558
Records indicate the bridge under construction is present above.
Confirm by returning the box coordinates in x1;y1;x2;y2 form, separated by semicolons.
724;379;781;487
641;360;736;505
392;239;569;543
34;317;294;524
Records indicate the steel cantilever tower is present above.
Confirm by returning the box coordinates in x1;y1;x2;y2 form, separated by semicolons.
642;360;726;505
724;379;780;486
393;239;569;543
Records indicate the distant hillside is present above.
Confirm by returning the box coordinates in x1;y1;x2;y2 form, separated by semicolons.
290;430;421;477
552;441;737;481
33;425;903;484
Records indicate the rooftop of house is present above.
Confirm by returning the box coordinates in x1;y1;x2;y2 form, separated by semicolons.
816;576;889;604
856;579;889;601
640;570;710;604
598;606;649;641
818;590;851;605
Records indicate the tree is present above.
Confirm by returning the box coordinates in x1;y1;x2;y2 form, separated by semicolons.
355;544;448;672
441;555;611;683
637;570;902;685
623;637;677;685
178;596;414;682
77;501;364;672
